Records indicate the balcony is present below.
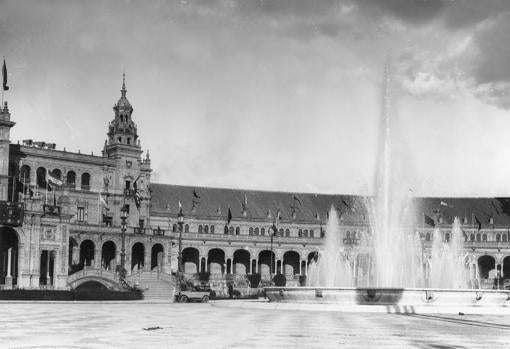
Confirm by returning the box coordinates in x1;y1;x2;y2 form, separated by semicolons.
0;201;24;227
343;238;360;245
43;204;61;217
153;228;165;236
133;227;146;234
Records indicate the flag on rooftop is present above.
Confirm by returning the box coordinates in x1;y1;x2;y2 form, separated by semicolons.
46;170;63;186
293;195;302;206
424;214;435;227
440;201;448;207
193;189;200;199
178;200;183;215
474;215;482;230
227;207;232;224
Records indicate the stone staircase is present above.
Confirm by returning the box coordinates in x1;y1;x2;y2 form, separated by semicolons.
127;270;176;302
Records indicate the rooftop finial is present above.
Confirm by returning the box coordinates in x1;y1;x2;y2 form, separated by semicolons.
121;72;126;97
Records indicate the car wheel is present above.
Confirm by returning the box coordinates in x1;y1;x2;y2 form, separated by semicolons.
180;295;188;303
201;295;209;303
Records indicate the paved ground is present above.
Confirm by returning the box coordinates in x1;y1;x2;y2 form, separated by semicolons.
0;301;509;348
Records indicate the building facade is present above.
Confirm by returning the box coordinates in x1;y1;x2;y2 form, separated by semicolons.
0;77;509;296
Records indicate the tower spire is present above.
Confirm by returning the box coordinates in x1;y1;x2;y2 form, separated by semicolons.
121;72;126;97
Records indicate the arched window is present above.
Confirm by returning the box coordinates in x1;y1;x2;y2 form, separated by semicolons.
470;234;475;242
81;172;90;190
496;234;501;242
285;229;290;237
204;225;209;234
482;234;487;242
51;168;61;179
503;234;508;242
445;233;450;242
184;224;189;233
20;165;31;190
172;224;177;232
426;233;431;241
261;228;265;236
476;234;481;242
36;167;46;188
249;227;253;235
235;227;240;235
229;226;234;235
198;225;203;233
298;229;302;237
224;225;228;234
254;227;259;235
303;229;308;238
66;170;76;188
309;229;314;238
346;231;350;239
210;225;215;234
279;228;284;236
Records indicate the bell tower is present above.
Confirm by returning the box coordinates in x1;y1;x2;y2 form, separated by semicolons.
104;73;142;160
0;102;14;201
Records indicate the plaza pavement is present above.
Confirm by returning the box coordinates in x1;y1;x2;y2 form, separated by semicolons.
0;301;509;348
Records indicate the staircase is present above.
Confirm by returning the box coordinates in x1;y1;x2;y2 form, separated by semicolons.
127;270;176;302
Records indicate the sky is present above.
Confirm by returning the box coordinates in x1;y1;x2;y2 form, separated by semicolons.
1;0;510;197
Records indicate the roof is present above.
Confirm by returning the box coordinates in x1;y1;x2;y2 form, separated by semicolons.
151;183;510;228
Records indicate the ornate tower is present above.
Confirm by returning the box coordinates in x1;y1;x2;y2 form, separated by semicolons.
103;74;151;228
0;102;14;201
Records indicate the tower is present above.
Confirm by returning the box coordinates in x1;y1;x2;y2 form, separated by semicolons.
103;74;151;228
0;102;14;201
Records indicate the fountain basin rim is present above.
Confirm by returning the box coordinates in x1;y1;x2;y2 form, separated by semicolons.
264;286;510;294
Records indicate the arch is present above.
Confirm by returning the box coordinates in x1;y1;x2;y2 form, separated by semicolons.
210;225;215;234
476;234;481;242
249;227;253;235
204;225;209;234
470;234;475;242
478;255;495;279
307;251;319;264
310;229;314;238
496;234;501;242
503;256;510;279
279;228;284;237
67;273;122;291
233;249;250;275
81;172;90;190
75;280;107;291
131;242;144;271
79;239;95;268
36;166;46;188
66;170;76;188
151;243;164;271
172;224;177;233
258;250;275;279
285;229;290;237
229;226;234;235
0;226;19;285
182;247;199;273
51;168;62;179
283;251;300;278
235;227;240;235
482;234;487;242
20;165;31;187
260;227;265;236
184;224;189;233
198;225;203;233
208;248;225;274
101;241;116;271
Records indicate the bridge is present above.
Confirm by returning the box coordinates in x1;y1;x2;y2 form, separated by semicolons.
67;268;123;290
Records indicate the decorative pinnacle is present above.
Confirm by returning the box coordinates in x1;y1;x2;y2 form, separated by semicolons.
121;72;126;97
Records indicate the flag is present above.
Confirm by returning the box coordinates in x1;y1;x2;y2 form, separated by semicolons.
2;58;8;91
474;215;482;230
242;193;248;211
342;200;350;208
193;189;200;199
133;176;142;209
424;214;435;227
440;201;448;207
99;194;110;211
46;170;63;186
293;195;302;206
227;207;232;224
275;208;281;226
178;200;183;215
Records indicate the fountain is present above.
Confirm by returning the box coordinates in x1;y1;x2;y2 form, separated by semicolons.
265;63;510;312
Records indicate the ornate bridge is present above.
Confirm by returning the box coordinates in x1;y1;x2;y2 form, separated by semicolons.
67;268;123;290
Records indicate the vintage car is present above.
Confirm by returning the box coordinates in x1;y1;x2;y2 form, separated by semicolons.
175;286;211;303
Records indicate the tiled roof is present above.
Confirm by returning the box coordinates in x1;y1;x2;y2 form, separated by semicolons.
150;183;510;228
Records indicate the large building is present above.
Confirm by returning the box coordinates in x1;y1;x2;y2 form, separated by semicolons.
0;77;509;297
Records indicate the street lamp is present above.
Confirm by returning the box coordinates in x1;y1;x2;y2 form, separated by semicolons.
177;210;184;274
120;205;129;279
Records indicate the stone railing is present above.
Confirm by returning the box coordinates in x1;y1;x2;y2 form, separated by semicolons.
167;231;320;244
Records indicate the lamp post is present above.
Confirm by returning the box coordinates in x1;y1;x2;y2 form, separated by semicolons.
177;211;184;273
120;205;128;279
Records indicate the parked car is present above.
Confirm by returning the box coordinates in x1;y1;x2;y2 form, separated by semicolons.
175;286;211;303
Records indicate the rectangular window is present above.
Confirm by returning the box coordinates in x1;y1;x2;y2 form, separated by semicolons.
139;219;144;228
125;181;131;190
77;207;85;222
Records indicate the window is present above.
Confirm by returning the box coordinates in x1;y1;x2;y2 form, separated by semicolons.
279;228;284;237
249;227;253;236
210;225;215;234
482;234;487;242
254;227;259;236
496;234;501;242
198;225;203;233
503;234;508;242
470;234;474;242
261;228;265;236
204;225;209;234
285;229;290;237
229;226;234;235
303;229;308;238
298;229;302;237
81;173;90;190
125;180;131;190
224;225;229;234
445;233;450;242
351;231;356;239
139;219;144;228
118;137;122;143
127;138;131;145
172;224;177;232
476;234;481;242
235;227;240;235
184;224;189;233
77;207;85;222
51;168;61;179
346;231;350;239
309;229;314;238
426;233;431;241
66;171;76;188
36;167;46;188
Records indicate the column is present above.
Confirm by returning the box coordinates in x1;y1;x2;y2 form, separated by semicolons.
94;248;100;269
248;259;252;274
255;258;258;274
299;259;302;275
144;246;150;272
46;250;51;285
6;247;12;277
